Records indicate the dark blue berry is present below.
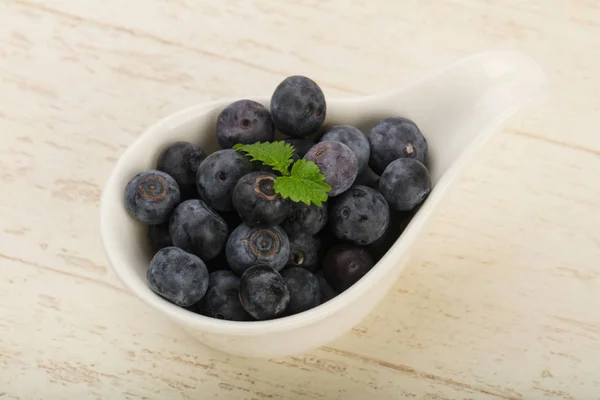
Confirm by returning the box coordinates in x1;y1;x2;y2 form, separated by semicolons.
232;172;290;228
124;170;180;225
270;76;326;138
286;235;321;272
198;270;252;321
379;158;432;211
304;141;358;196
315;270;338;304
320;125;370;173
281;201;328;237
157;142;206;199
216;100;275;149
226;223;290;275
196;149;253;212
239;265;290;320
323;244;374;292
368;117;428;175
284;138;315;159
281;267;320;315
147;247;209;307
169;199;229;260
330;185;389;245
148;222;173;253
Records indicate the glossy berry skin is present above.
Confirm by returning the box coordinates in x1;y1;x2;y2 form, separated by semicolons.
226;223;290;275
232;172;290;228
239;265;290;320
147;247;209;307
270;76;326;138
198;270;252;321
368;117;428;175
124;170;181;225
281;201;328;237
315;270;338;304
330;185;389;245
281;267;321;315
320;125;370;173
157;142;206;199
304;141;358;197
286;235;321;272
323;244;374;293
169;199;229;260
284;138;315;159
196;149;253;212
216;100;275;149
148;222;173;253
379;158;432;211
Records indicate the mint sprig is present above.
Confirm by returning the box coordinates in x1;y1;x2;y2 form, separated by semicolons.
233;142;331;206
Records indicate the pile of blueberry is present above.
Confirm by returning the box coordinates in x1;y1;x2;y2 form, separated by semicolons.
124;75;432;322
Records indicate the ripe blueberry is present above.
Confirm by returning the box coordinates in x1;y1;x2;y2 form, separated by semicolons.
270;76;326;138
148;222;173;253
169;199;229;260
147;246;209;307
226;223;290;275
304;141;358;197
156;142;206;199
319;125;370;173
286;234;321;272
379;158;432;211
239;265;290;320
330;185;389;245
281;201;328;237
198;270;252;321
323;244;374;292
281;267;321;315
216;100;275;149
232;171;290;228
196;149;253;212
124;170;180;225
368;117;428;175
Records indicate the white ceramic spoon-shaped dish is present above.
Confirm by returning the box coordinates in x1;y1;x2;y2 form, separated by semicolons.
100;50;549;359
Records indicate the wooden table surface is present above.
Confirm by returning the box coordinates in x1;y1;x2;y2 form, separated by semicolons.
2;1;600;399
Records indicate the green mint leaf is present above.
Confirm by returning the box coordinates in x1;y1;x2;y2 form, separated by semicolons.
233;142;294;176
274;159;331;206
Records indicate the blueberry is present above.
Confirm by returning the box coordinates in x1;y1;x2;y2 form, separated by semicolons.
232;172;290;228
354;166;380;190
284;138;315;159
323;244;374;292
196;149;253;212
319;125;370;173
315;270;338;304
286;235;321;272
379;158;432;211
281;201;328;237
368;210;414;261
198;270;252;321
226;223;290;275
124;170;180;225
368;117;428;175
330;185;389;245
216;100;275;149
239;265;290;320
169;199;229;260
148;222;173;253
270;76;326;138
304;141;358;197
157;142;206;199
147;247;209;307
281;267;320;315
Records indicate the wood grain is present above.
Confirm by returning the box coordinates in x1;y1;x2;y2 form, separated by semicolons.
1;0;600;399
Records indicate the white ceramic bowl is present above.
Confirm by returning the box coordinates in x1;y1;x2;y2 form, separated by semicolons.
100;50;548;358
